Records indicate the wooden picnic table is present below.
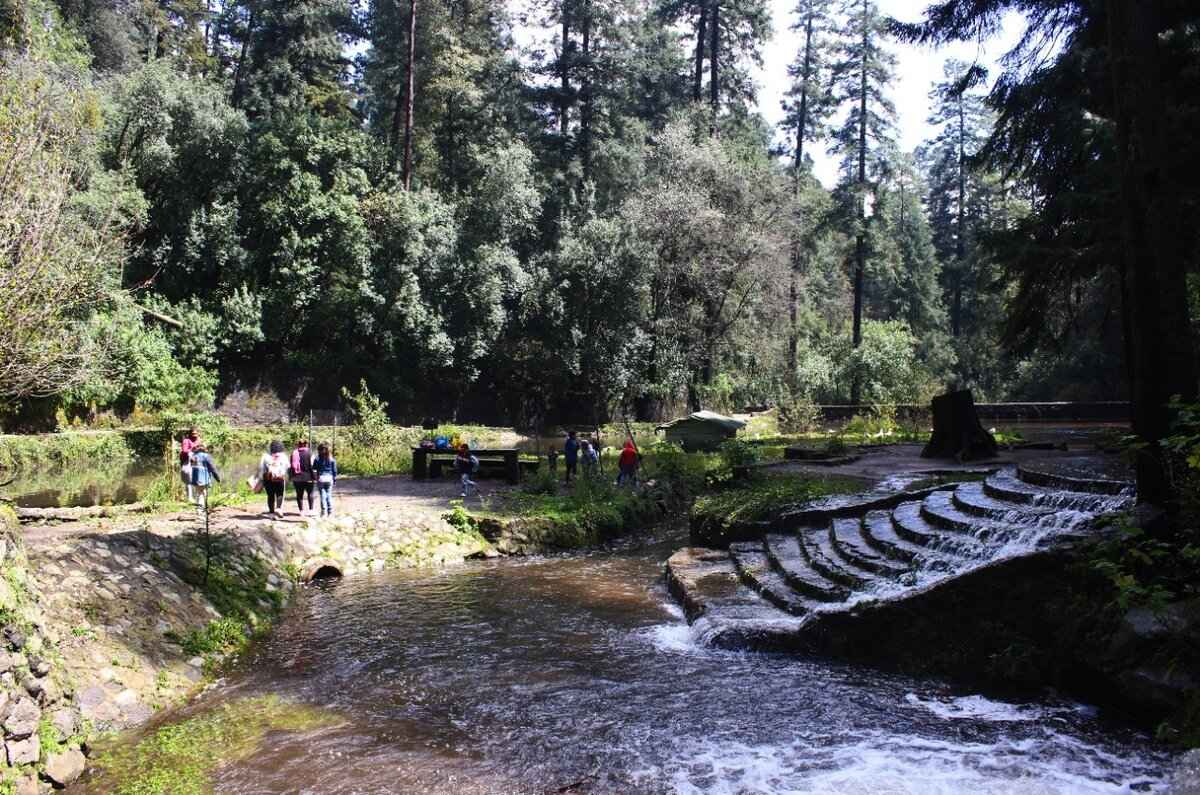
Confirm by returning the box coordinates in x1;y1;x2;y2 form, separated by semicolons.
411;447;522;484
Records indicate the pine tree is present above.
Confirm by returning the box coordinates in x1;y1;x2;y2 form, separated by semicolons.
924;59;990;340
829;0;895;403
780;0;834;385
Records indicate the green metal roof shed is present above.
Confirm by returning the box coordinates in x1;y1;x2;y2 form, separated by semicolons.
655;410;746;452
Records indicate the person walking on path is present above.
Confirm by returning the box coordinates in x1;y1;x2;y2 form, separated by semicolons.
290;439;316;515
189;442;220;515
580;440;599;478
563;431;580;483
260;440;290;517
179;427;200;503
617;439;639;486
455;444;480;498
314;442;338;516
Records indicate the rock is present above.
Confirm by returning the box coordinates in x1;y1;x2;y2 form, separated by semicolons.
113;689;138;708
28;656;50;677
13;774;40;795
21;675;44;699
3;625;26;651
187;656;204;669
0;651;14;673
49;708;77;741
5;735;39;765
1167;749;1200;795
44;748;86;788
4;697;40;737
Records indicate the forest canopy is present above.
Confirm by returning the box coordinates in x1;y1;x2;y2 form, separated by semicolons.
0;0;1176;431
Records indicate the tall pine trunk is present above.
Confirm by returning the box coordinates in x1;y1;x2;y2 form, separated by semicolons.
787;10;817;385
560;4;571;164
952;98;965;338
708;0;719;132
693;3;707;103
850;4;867;405
402;0;417;190
580;0;592;183
1106;1;1197;504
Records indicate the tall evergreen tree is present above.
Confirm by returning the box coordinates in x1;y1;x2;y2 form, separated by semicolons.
829;0;895;403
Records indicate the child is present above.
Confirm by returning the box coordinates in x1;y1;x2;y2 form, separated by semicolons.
179;427;199;503
314;443;338;516
189;442;221;514
455;443;479;498
617;439;639;486
580;440;599;478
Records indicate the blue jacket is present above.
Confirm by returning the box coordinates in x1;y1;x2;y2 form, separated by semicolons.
564;437;580;462
190;452;221;487
314;456;338;480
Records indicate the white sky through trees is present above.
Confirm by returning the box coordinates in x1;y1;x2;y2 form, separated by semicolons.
760;0;1024;186
512;0;1025;186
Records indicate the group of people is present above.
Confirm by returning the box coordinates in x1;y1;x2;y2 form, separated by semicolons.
559;431;640;486
177;428;339;518
256;439;339;518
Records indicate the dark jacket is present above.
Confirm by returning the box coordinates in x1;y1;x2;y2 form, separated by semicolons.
290;448;315;483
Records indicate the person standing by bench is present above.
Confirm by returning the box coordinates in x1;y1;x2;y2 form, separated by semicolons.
564;430;579;483
456;443;480;498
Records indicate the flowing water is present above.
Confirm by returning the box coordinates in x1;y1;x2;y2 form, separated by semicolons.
80;526;1174;794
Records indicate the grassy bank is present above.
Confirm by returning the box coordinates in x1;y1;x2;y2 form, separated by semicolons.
690;470;870;541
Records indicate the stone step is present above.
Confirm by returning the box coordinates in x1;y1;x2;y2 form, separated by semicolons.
729;543;815;617
982;472;1114;511
665;547;788;624
828;517;911;578
797;526;873;590
861;510;963;574
891;502;987;559
1016;464;1132;496
952;481;1060;523
763;534;849;602
920;491;1024;543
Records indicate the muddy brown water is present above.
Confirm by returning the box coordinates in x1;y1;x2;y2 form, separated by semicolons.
77;525;1173;794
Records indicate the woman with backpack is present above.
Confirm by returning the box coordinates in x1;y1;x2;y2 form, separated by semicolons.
189;442;221;515
314;442;338;516
259;440;290;517
290;439;316;516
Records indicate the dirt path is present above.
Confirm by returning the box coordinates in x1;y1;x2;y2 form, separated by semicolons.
19;474;521;551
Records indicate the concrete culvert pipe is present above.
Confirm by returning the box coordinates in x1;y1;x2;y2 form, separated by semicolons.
302;559;344;583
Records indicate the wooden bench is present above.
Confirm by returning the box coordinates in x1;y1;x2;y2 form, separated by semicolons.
412;447;524;484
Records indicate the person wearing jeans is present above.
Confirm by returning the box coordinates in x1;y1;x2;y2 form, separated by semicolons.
260;440;290;517
455;444;479;498
314;443;338;516
290;439;316;515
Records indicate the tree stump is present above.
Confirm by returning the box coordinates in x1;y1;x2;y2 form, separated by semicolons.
921;390;998;462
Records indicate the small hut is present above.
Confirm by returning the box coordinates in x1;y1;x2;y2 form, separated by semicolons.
656;410;746;452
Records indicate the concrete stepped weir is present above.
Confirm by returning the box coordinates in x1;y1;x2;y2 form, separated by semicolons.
666;463;1135;661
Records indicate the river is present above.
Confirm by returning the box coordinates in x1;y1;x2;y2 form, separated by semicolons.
79;524;1172;794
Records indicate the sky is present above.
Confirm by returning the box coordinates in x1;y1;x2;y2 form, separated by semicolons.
757;0;1025;186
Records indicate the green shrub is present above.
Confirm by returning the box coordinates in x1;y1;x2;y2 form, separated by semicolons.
718;438;760;470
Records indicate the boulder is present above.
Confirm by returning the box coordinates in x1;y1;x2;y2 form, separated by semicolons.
6;735;39;765
44;748;86;788
13;775;40;795
49;708;77;742
4;697;40;738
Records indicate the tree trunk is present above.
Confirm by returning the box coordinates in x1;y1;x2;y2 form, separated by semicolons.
560;4;571;163
708;0;719;132
953;98;966;338
1106;1;1197;504
402;0;417;190
850;5;867;405
580;0;592;184
230;10;254;109
921;390;998;461
693;3;707;103
787;9;816;384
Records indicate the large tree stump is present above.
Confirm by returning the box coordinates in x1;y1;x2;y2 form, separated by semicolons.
921;390;998;461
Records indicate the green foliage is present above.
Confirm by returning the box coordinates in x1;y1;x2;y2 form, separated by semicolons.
89;696;336;795
718;438;760;470
692;472;865;527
